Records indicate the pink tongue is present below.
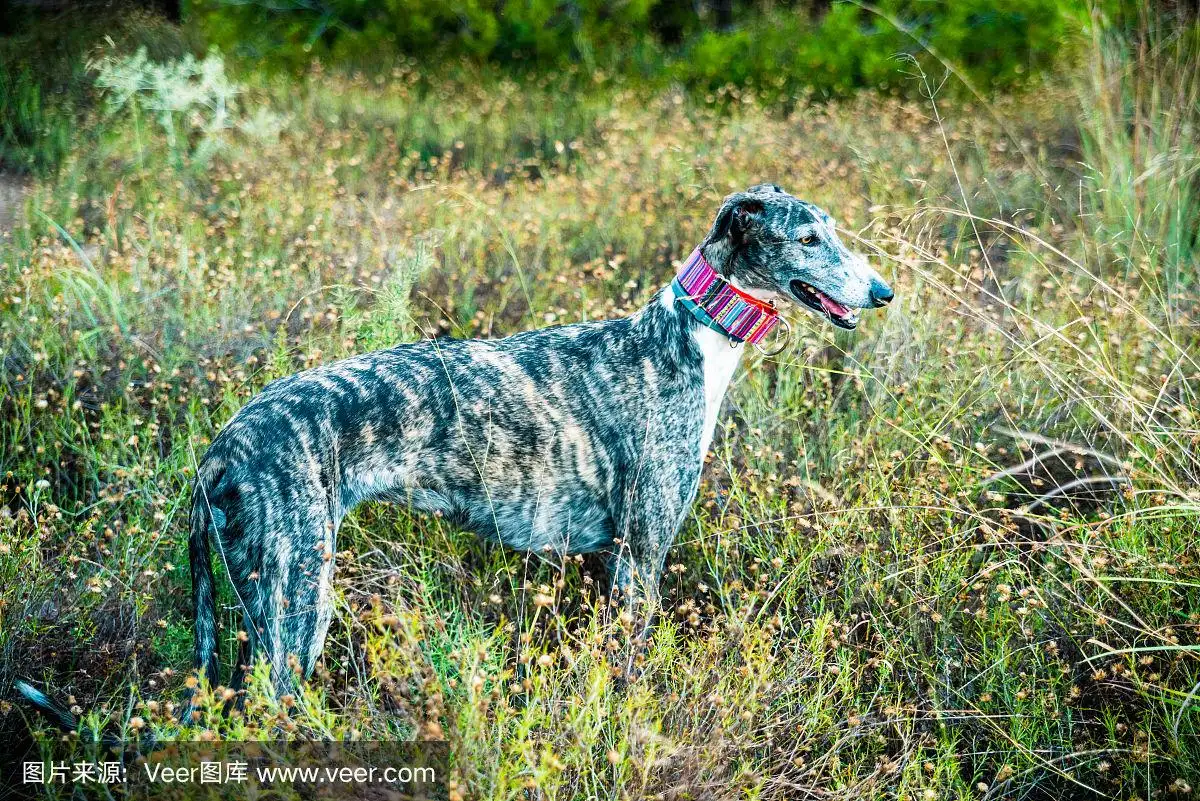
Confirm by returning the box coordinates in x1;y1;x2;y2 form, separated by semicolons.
817;292;850;317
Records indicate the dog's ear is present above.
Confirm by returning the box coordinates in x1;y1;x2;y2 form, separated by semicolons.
706;193;766;246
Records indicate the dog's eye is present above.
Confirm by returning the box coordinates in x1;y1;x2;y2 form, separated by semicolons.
798;235;818;246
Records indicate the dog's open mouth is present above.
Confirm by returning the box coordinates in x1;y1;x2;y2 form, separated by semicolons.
789;280;860;330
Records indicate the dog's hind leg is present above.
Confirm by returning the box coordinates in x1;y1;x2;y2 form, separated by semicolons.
248;505;340;700
286;516;339;681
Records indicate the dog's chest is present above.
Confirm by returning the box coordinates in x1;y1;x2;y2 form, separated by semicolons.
695;328;744;462
664;290;745;466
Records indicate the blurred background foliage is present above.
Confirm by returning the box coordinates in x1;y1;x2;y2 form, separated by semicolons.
0;3;193;173
2;0;1192;175
195;0;1078;93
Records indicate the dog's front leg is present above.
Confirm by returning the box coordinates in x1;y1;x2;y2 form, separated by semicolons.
606;546;665;646
605;548;664;678
605;490;691;671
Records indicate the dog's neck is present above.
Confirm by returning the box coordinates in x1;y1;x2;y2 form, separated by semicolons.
645;279;745;467
669;246;781;348
700;238;737;277
637;248;770;466
700;241;783;304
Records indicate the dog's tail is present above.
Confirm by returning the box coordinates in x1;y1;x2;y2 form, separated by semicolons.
13;680;82;732
179;490;225;724
16;482;226;734
12;681;151;751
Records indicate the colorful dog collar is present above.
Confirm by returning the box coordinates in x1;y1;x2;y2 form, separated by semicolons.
671;248;781;346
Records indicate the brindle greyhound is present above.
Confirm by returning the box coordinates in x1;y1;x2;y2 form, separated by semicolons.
18;183;893;725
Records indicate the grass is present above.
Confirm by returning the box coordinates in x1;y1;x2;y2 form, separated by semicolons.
1;12;1199;801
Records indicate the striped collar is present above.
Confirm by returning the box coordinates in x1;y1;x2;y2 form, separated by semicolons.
671;248;781;346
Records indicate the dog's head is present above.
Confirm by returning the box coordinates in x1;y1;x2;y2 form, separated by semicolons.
700;184;893;330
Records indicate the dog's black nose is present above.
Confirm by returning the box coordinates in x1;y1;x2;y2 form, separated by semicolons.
869;279;894;307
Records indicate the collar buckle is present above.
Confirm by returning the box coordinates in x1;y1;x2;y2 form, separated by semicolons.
752;314;791;357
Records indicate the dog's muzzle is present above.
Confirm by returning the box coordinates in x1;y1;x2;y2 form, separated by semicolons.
789;280;861;330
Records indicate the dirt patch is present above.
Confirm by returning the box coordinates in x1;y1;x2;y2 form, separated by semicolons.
0;171;28;234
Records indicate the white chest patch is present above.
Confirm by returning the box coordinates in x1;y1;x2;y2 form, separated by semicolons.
695;326;744;465
660;290;745;468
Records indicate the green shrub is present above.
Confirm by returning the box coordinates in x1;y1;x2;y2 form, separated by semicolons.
194;0;1083;96
193;0;657;70
92;47;242;169
672;0;1080;100
894;0;1077;88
